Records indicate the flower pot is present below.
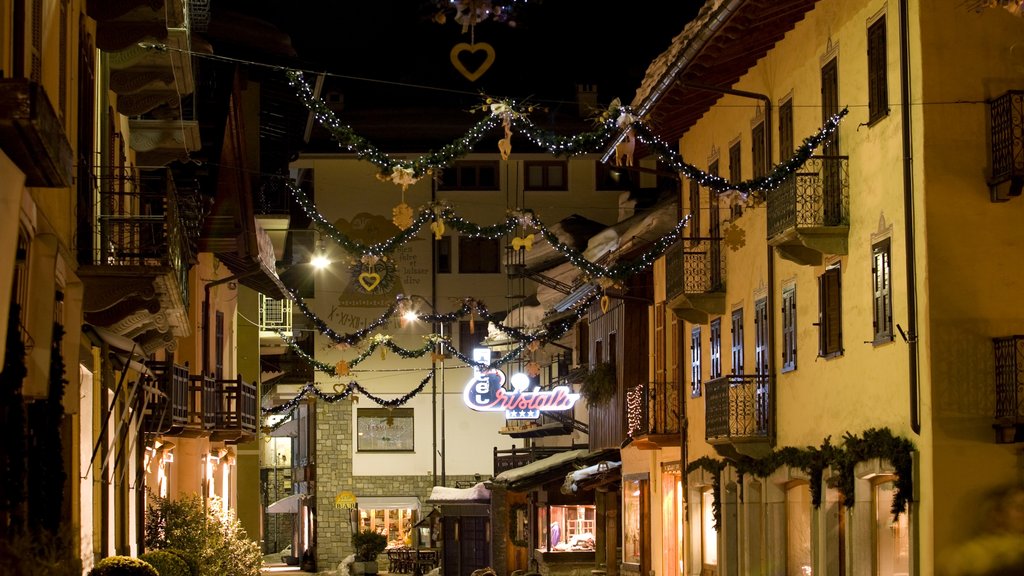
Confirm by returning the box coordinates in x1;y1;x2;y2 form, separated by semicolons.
352;560;379;575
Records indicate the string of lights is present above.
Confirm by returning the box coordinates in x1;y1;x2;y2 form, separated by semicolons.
261;373;434;416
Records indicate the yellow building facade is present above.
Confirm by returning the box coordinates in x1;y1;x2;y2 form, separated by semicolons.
634;1;1024;575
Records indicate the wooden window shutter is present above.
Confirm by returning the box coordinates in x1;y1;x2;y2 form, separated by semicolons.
867;16;888;122
819;266;843;356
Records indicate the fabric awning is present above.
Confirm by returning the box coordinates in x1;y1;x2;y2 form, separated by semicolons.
356;496;420;510
267;493;304;513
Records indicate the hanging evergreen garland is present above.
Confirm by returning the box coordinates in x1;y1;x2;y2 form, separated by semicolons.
261;373;434;416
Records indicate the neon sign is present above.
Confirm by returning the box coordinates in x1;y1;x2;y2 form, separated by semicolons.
462;349;581;419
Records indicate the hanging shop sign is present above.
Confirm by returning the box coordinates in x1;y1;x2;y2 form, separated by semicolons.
463;349;581;419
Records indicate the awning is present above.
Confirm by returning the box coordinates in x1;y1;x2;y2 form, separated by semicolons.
357;496;420;510
269;418;298;438
267;493;304;513
493;448;620;492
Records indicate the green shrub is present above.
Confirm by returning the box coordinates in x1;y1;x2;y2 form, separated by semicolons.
351;530;387;562
88;556;159;576
163;548;200;576
140;550;190;576
145;492;261;576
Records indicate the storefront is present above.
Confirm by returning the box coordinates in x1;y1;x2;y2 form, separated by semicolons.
355;496;422;548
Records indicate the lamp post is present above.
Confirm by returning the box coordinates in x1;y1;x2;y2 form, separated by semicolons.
401;294;444;487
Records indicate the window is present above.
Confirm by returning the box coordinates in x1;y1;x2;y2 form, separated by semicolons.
597;162;634;191
438;160;499;190
786;482;812;576
818;264;843;357
458;237;501;273
867;15;889;123
215;311;225;379
357;408;414;451
700;487;718;570
729;142;742;218
623;476;648;565
690;327;702;397
608;332;617;368
539;504;596;552
458;319;488;358
875;478;910;575
779;98;794;160
731;308;744;375
655;303;666;382
872;239;893;344
782;286;797;372
524;161;567;191
754;298;769;376
708;161;722;287
710;318;722;379
688;179;701;244
435;235;452;273
752;121;767;179
578;319;590;365
821;58;843;225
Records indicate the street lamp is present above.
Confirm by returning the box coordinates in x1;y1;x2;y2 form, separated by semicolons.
401;294;445;487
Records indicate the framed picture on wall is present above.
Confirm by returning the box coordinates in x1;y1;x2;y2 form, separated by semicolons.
356;408;415;452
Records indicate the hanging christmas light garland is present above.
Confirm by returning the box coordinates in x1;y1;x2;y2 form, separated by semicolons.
262;373;434;417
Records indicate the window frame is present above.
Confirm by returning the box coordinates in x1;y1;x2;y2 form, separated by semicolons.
458;236;501;273
730;308;744;375
710;318;722;379
755;298;769;376
818;264;844;358
690;326;702;398
437;160;500;191
356;407;415;452
524;160;568;191
867;14;889;124
728;141;743;218
779;98;794;160
782;286;797;373
872;239;894;344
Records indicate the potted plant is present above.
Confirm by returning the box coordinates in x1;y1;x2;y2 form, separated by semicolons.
351;530;388;575
576;362;617;407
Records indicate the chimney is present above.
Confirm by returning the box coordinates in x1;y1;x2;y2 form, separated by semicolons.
576;84;598;117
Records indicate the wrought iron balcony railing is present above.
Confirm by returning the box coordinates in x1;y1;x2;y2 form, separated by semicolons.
627;381;680;439
665;239;726;303
993;335;1024;443
767;155;850;240
990;90;1024;201
705;374;770;443
92;168;193;308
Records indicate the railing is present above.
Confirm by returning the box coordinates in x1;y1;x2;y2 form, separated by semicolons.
214;375;258;436
767;155;850;240
705;374;770;442
493;444;586;476
93;168;193;308
189;373;217;431
990;90;1024;200
665;239;726;302
144;360;190;433
260;294;293;335
994;336;1024;423
627;381;679;438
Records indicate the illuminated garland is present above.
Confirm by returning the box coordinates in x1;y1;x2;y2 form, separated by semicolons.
688;427;915;528
288;289;401;346
261;373;433;416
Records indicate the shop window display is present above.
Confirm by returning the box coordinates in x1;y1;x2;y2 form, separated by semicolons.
536;504;596;552
359;507;417;548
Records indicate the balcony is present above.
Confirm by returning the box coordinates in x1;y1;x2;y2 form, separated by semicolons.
0;78;73;187
705;374;771;457
989;90;1023;201
492;444;588;476
767;155;850;266
665;239;726;324
626;381;681;450
143;360;191;434
993;335;1024;443
78;169;195;356
259;294;294;354
210;374;258;443
499;353;587;439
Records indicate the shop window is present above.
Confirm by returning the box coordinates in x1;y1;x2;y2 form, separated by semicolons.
358;504;418;548
537;504;596;551
700;487;718;570
786;482;812;576
623;476;648;565
875;478;909;575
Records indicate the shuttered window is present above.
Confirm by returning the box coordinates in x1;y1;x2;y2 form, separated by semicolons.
782;286;797;372
818;265;843;357
752;121;767;179
729;141;743;218
731;308;744;375
867;15;889;123
710;318;722;379
690;327;702;397
872;239;893;343
779;99;794;160
755;298;769;376
688;179;701;244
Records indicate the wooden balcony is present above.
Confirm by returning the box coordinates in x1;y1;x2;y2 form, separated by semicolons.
78;169;195;357
993;335;1024;443
989;90;1024;201
665;239;726;324
211;374;258;443
493;444;587;476
767;155;850;266
143;360;190;434
0;79;73;187
626;381;681;450
705;374;771;457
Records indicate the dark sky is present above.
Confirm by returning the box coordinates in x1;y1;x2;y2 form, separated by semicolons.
212;1;698;112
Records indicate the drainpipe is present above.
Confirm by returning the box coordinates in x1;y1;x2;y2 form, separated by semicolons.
898;0;921;436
